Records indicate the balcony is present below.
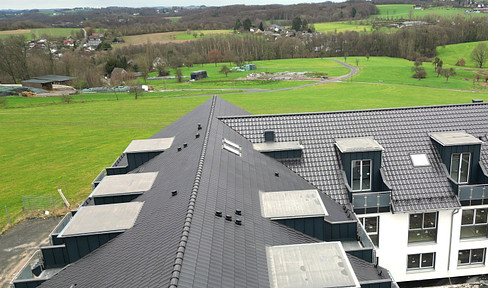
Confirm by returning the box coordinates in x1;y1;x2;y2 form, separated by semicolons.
350;191;391;214
458;184;488;206
10;250;62;288
341;222;377;263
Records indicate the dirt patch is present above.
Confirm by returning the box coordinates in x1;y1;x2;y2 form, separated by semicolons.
0;217;60;287
0;29;30;35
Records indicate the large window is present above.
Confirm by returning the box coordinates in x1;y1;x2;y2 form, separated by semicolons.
352;159;371;191
461;208;488;239
458;248;486;266
408;212;437;243
450;153;470;184
359;216;379;247
407;253;435;270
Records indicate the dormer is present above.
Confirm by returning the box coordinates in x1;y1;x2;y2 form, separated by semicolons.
335;137;391;214
335;137;384;192
253;130;303;160
105;137;174;176
430;131;483;185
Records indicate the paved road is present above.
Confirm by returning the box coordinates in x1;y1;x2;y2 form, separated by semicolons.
0;218;60;288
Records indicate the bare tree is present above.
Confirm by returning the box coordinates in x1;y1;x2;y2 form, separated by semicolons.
471;43;488;68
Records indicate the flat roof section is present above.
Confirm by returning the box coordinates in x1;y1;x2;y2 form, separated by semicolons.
59;202;143;238
253;141;303;152
266;242;361;288
430;131;482;146
91;172;158;198
33;75;75;82
335;137;384;153
260;189;328;220
124;137;174;153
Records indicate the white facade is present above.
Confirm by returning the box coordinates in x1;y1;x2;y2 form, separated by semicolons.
368;205;488;282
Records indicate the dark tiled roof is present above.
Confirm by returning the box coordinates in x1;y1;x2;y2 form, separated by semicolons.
221;103;488;212
41;97;370;288
347;254;390;283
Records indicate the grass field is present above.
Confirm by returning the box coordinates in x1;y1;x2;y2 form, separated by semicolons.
349;56;479;90
114;30;233;47
374;4;488;19
314;22;373;33
0;28;78;40
436;41;488;68
2;55;488;232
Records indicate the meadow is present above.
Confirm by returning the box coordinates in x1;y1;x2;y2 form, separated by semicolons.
436;40;488;68
0;28;78;40
113;30;233;47
2;54;488;231
373;4;476;19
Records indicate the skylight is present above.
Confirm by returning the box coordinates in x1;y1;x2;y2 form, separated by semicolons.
222;138;241;156
410;154;430;167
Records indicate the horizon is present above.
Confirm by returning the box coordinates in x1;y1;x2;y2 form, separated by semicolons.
0;0;343;10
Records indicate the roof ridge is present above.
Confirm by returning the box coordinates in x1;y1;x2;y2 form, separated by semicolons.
218;101;488;120
168;96;217;288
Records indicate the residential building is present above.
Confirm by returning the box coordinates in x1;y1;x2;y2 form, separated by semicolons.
12;97;488;287
11;97;394;288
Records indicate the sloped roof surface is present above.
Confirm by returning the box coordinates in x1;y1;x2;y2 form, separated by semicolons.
221;103;488;212
41;97;364;288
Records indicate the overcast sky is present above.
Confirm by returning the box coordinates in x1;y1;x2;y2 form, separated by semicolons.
0;0;342;10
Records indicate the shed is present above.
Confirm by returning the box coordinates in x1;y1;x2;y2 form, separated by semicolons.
190;70;207;80
21;79;53;90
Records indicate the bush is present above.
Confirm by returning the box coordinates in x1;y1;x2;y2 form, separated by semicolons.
61;94;74;104
455;58;466;66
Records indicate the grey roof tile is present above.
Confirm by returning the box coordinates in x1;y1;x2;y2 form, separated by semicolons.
221;103;488;212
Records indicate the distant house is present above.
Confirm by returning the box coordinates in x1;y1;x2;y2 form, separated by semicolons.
190;70;208;80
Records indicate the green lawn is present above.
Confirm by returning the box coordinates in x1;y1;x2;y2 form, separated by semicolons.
350;56;479;90
3;90;241;108
374;4;413;19
0;28;78;40
436;41;488;68
114;30;233;47
373;4;484;19
314;22;373;33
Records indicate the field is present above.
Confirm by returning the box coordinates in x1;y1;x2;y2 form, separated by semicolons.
0;28;78;40
374;4;488;19
436;40;488;68
114;30;233;47
314;22;373;33
2;54;488;231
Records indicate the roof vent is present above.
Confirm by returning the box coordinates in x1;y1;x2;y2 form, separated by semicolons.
225;215;232;221
195;133;200;138
215;210;222;217
171;190;178;196
197;123;202;130
183;143;188;148
177;147;182;152
275;172;280;177
235;209;242;215
472;99;483;103
235;219;242;225
264;130;275;142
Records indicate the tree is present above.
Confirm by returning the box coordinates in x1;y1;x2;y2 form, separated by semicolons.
412;60;426;80
175;68;183;83
471;43;488;68
243;18;252;31
234;19;242;31
220;65;231;77
207;49;223;66
258;22;264;31
441;67;456;82
292;17;302;31
455;58;466;66
432;57;440;70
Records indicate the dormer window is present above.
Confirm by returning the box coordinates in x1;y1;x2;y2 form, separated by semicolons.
450;153;470;184
352;159;371;191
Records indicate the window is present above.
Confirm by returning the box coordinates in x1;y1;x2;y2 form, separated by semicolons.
461;208;488;239
407;253;435;270
450;153;470;184
458;248;486;266
222;138;241;156
410;154;430;167
408;212;437;243
359;216;379;247
352;159;371;191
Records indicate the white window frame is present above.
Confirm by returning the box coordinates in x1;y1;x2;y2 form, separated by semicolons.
450;152;471;184
407;252;436;270
351;159;372;192
458;248;486;266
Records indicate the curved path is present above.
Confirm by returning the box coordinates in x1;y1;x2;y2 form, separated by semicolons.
158;59;359;97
